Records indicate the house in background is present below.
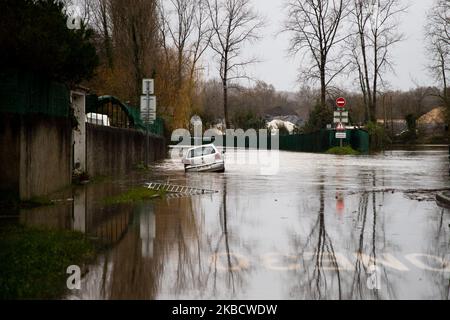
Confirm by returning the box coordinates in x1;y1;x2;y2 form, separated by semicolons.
417;107;447;136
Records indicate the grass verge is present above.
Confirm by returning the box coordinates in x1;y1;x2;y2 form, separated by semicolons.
0;192;54;214
103;187;163;205
20;197;54;209
0;224;97;299
326;146;360;155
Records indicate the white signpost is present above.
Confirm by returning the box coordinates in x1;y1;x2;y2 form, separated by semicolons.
335;98;348;147
142;79;154;95
336;123;347;145
336;132;347;139
141;79;156;166
141;96;157;116
334;111;349;124
141;79;156;125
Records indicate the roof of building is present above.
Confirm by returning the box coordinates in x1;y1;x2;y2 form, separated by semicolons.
418;107;446;125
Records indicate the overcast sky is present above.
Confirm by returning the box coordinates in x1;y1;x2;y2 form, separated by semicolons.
203;0;437;92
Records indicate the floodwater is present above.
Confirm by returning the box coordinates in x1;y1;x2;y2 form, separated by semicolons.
19;147;450;300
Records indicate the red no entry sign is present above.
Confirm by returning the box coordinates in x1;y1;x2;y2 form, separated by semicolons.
336;97;347;108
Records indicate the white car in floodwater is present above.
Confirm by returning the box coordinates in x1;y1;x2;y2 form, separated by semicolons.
182;145;225;173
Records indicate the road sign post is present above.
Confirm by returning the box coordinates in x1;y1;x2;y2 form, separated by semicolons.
336;122;346;147
141;79;156;166
141;79;156;125
335;97;348;148
336;97;347;109
142;79;154;95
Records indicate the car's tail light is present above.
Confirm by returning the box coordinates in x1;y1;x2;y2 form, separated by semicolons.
215;153;222;160
182;159;192;165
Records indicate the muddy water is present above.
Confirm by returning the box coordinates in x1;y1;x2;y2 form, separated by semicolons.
20;147;450;300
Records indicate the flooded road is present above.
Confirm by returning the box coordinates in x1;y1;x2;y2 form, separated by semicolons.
21;147;450;300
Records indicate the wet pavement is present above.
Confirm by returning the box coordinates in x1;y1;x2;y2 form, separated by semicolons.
19;147;450;299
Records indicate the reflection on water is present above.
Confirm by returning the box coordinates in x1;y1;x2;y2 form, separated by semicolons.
19;148;450;300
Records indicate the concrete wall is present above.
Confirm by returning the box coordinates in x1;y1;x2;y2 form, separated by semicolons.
0;114;21;195
86;124;165;177
0;113;72;200
1;115;165;200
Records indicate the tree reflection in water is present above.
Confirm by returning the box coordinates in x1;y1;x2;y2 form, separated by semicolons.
207;179;249;298
290;176;343;300
68;172;254;299
427;206;450;300
62;149;450;299
288;171;400;300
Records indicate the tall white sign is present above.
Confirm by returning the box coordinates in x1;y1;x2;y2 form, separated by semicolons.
142;79;154;95
140;79;156;125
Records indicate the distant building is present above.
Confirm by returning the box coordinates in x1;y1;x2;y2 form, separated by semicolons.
267;119;297;135
417;107;447;136
377;107;447;137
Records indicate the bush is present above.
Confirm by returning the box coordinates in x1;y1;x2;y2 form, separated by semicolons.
367;122;391;150
403;113;418;142
303;103;333;133
231;109;266;131
326;146;360;155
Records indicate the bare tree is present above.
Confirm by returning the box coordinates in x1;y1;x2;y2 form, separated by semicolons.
159;0;193;87
157;0;212;127
110;0;160;104
425;0;450;107
409;81;435;118
284;0;350;111
189;0;212;82
62;0;114;69
348;0;406;122
158;0;211;86
348;0;372;122
207;0;264;129
93;0;114;69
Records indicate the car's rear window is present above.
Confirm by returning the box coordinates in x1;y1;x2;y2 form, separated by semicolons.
188;147;216;158
203;147;215;155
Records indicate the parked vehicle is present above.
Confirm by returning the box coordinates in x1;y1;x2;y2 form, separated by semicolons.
182;145;225;173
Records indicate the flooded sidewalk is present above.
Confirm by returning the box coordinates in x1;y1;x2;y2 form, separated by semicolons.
16;147;450;300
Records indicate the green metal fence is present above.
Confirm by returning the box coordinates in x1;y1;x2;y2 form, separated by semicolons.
280;130;329;153
171;129;369;154
86;94;165;137
279;129;369;153
145;117;165;136
127;103;165;136
0;70;70;117
345;129;370;153
0;71;165;137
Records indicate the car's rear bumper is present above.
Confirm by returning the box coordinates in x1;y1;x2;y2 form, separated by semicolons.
185;161;225;173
